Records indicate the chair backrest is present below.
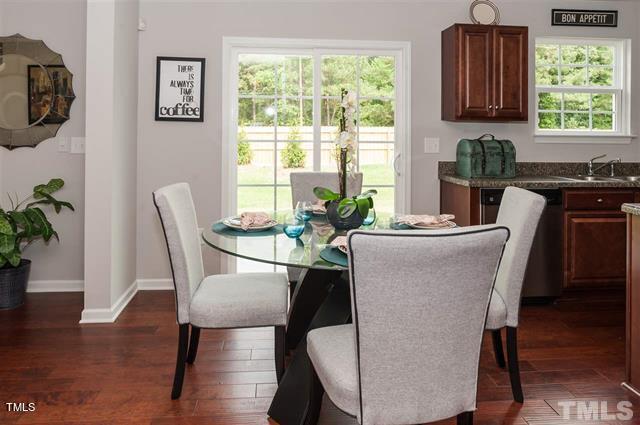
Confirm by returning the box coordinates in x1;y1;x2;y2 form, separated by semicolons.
347;225;509;425
290;172;363;208
153;183;204;324
495;187;546;327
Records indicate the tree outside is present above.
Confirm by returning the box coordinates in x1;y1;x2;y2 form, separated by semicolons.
536;44;615;132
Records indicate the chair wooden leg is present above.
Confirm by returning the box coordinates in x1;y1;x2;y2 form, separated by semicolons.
275;325;286;383
491;328;506;369
171;324;189;399
186;325;200;365
506;326;524;403
457;411;473;425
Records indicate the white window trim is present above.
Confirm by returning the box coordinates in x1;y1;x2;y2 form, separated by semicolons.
221;36;411;219
534;37;634;144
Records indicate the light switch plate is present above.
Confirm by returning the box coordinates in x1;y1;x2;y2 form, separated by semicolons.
424;137;440;154
58;137;70;152
70;137;85;154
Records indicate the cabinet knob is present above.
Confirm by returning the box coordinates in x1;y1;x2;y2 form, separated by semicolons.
597;198;604;203
489;105;493;109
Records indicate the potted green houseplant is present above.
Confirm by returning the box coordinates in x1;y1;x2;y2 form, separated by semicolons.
314;89;377;230
0;179;74;309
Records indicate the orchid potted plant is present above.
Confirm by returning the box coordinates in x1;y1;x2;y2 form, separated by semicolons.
313;89;376;230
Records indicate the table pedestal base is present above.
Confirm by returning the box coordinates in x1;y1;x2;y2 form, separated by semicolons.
268;269;351;425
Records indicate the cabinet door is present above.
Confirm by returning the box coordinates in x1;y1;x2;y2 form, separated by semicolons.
564;211;627;288
493;26;528;120
458;25;493;119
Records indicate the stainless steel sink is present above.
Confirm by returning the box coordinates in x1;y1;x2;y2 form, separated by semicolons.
558;176;620;182
612;176;640;182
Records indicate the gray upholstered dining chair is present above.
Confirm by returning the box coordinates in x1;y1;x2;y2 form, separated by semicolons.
153;183;289;399
290;172;363;209
306;225;510;425
485;187;546;403
288;172;363;285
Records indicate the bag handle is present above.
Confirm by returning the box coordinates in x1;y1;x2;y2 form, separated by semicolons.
478;134;496;141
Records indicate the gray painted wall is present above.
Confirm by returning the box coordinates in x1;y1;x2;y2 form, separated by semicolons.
0;0;86;283
136;0;640;280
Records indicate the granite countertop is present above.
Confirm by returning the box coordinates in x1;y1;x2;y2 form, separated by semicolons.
623;204;640;216
439;174;640;189
439;162;640;189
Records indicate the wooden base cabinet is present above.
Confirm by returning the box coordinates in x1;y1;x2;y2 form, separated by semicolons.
625;213;640;402
562;190;633;289
563;211;627;288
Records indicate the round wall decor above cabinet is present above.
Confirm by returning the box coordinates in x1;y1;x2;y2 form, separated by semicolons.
469;0;501;25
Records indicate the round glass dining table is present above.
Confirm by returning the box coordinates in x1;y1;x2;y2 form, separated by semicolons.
201;211;397;425
201;211;395;271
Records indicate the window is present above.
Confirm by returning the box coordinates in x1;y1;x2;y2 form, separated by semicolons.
535;38;630;137
225;39;409;220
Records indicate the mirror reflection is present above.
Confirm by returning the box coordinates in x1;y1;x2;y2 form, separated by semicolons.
0;34;75;149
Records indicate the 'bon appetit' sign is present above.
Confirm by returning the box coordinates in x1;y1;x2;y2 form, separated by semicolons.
552;9;618;27
155;57;205;122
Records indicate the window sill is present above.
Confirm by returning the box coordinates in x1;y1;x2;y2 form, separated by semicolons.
534;133;637;144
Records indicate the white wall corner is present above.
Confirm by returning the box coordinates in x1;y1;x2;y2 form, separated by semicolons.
27;280;84;293
79;280;137;324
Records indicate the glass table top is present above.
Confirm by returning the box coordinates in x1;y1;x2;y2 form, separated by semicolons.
202;211;395;271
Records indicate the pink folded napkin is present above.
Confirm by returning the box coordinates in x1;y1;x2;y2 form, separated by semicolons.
239;212;274;231
397;214;456;228
330;235;348;251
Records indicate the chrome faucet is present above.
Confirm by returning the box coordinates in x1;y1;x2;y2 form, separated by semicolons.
587;154;607;176
587;154;622;177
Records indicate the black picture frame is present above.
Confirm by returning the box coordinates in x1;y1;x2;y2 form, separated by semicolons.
551;9;618;27
155;56;206;122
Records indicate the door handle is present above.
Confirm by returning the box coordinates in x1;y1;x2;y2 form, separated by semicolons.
393;153;401;177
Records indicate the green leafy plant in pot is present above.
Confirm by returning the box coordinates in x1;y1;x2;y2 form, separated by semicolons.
0;179;74;310
314;89;377;230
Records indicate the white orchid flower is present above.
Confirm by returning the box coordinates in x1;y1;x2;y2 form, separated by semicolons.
341;91;357;109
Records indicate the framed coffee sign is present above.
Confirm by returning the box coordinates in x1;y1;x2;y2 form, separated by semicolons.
155;57;205;122
552;9;618;27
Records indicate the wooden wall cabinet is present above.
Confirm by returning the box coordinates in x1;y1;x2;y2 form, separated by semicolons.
563;190;633;288
441;24;528;122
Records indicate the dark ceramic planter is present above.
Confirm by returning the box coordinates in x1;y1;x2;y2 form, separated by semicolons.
326;200;364;230
0;259;31;310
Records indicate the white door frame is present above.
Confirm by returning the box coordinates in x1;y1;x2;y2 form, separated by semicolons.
221;37;411;271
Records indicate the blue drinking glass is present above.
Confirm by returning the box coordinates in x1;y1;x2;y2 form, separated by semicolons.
295;201;313;221
363;209;377;226
283;215;305;239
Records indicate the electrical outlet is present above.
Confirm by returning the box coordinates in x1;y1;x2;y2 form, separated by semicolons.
70;137;85;154
424;137;440;154
58;137;70;152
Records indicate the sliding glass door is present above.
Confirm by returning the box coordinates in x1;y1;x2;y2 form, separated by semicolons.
224;39;409;272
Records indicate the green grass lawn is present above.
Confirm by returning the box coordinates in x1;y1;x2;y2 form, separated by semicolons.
237;164;395;212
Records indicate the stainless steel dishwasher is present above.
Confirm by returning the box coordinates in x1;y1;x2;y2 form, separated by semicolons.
480;188;563;299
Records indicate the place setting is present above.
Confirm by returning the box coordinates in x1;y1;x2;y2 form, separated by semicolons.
212;211;283;236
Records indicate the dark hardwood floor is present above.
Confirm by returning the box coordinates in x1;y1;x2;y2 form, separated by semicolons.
0;289;637;424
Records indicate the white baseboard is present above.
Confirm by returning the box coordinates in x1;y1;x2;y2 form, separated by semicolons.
27;280;84;293
79;280;137;324
136;278;174;290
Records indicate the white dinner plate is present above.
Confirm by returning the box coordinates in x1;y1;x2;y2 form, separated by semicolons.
222;217;277;232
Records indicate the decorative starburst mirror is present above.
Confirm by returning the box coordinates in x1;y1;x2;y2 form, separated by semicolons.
0;34;76;150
